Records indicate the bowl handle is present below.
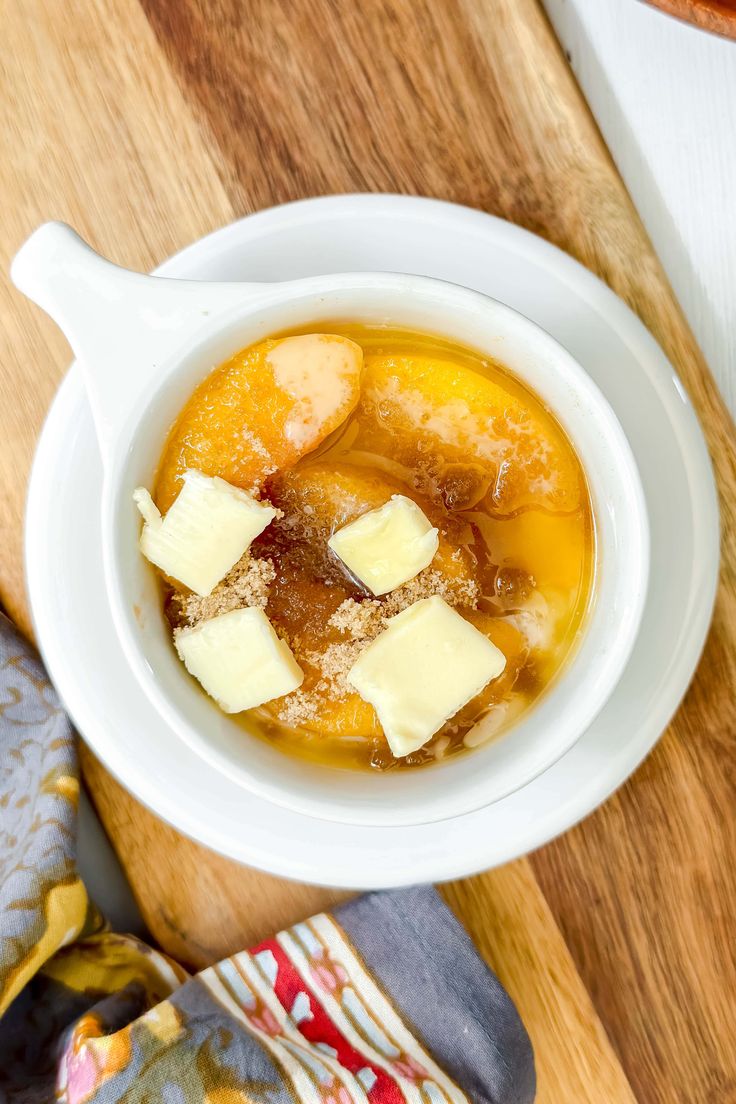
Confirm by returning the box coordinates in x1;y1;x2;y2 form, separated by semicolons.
11;222;262;459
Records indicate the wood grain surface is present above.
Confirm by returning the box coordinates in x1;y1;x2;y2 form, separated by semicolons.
2;1;735;1101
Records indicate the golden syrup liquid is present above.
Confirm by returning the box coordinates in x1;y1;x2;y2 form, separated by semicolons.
156;325;596;771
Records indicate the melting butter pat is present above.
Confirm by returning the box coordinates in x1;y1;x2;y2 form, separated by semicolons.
134;470;278;597
328;494;439;595
348;596;506;757
175;607;303;712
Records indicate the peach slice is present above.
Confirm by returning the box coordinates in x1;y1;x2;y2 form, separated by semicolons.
155;334;363;512
358;353;582;513
297;687;383;740
270;462;401;531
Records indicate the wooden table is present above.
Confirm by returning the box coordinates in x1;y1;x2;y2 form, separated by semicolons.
2;2;735;1101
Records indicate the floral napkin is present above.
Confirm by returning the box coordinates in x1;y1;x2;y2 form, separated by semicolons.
0;611;535;1102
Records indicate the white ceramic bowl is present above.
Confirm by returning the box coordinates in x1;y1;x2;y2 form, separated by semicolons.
12;221;649;827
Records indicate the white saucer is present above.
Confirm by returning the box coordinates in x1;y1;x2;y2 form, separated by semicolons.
25;195;719;887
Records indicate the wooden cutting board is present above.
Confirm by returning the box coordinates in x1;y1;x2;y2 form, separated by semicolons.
1;2;734;1101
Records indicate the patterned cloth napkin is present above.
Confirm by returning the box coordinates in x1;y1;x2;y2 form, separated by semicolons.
0;612;535;1102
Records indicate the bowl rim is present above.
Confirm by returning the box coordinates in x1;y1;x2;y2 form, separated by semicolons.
102;268;650;826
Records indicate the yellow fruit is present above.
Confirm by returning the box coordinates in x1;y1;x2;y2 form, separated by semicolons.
155;334;363;511
359;353;582;513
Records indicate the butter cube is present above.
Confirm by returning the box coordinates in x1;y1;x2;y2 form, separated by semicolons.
347;596;506;756
134;470;278;597
328;494;439;595
175;607;303;712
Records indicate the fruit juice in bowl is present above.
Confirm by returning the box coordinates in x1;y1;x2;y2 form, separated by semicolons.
144;324;595;775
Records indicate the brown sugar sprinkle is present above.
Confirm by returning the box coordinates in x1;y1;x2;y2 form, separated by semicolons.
328;564;480;641
180;555;276;627
383;566;479;615
276;687;324;727
305;641;367;698
328;599;382;640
